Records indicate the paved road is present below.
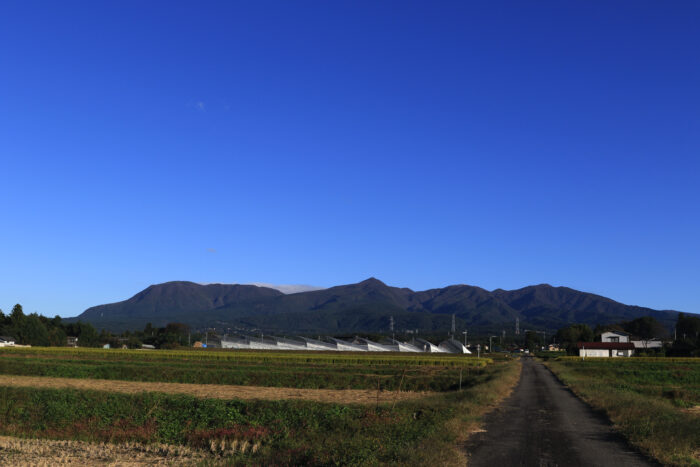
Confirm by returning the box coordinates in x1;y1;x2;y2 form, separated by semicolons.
465;358;657;467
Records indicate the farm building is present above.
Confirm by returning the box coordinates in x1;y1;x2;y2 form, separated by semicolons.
438;339;471;354
415;338;445;353
219;335;470;353
577;342;635;358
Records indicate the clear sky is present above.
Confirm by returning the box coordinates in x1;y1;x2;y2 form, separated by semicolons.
1;1;698;318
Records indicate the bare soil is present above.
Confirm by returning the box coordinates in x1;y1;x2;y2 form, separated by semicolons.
0;374;431;404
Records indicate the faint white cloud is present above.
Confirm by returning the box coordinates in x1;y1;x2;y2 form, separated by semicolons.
248;283;326;294
196;281;325;294
195;101;205;111
206;248;216;253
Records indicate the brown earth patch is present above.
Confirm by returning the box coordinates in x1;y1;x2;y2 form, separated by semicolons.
0;375;432;404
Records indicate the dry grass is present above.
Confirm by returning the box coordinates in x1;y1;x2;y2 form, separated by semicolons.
0;435;209;466
0;374;432;404
546;359;700;466
461;358;523;441
446;358;523;466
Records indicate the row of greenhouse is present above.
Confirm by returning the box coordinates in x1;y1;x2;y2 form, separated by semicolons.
219;335;471;354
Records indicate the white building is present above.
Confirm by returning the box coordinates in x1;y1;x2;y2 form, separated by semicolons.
0;336;15;347
577;342;635;357
600;331;630;343
631;338;663;350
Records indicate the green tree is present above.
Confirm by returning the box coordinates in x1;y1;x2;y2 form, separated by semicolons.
623;316;666;340
555;324;594;355
9;304;25;328
78;322;100;347
126;336;142;349
0;308;8;335
676;313;700;343
48;326;68;347
16;314;50;346
525;331;543;351
65;321;100;347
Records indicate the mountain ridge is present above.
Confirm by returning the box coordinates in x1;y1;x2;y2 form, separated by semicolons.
70;278;682;334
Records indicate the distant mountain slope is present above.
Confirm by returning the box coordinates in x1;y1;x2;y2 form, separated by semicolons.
76;281;283;330
70;278;682;334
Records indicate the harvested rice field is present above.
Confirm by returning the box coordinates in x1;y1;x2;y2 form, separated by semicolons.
0;374;432;404
0;436;209;466
0;347;520;465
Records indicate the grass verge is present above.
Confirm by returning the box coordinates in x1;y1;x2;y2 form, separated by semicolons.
545;358;700;466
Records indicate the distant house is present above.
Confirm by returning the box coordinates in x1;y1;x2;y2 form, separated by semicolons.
578;342;635;358
601;331;630;343
0;336;15;347
602;330;662;350
66;336;78;347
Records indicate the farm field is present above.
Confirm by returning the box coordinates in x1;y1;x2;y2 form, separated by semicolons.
0;347;520;465
545;357;700;466
0;347;491;391
0;374;431;404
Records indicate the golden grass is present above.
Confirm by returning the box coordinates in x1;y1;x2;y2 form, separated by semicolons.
0;435;209;466
0;374;433;404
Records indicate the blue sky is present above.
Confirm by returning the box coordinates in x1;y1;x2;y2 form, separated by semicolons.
1;1;698;318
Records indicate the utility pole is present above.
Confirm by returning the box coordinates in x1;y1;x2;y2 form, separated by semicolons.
462;330;468;347
489;335;498;353
451;314;456;339
515;318;520;335
390;316;395;342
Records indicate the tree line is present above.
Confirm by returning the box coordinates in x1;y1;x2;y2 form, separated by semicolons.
0;304;196;349
554;314;700;356
0;304;100;347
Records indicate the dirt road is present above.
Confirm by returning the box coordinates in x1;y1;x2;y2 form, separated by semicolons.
465;358;657;467
0;374;429;404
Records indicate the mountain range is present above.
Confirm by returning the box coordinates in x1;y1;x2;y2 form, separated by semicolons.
70;278;681;335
